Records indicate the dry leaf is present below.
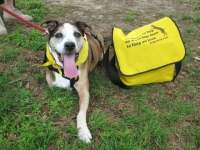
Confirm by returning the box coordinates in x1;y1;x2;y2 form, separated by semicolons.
19;81;23;87
25;83;30;89
155;109;160;113
167;90;173;95
103;108;109;114
194;56;200;61
0;62;4;71
52;121;65;127
182;121;190;127
175;133;180;138
91;95;95;100
114;94;130;100
30;86;34;90
121;94;130;99
9;134;15;141
95;136;99;143
68;120;76;126
68;115;76;120
61;133;70;141
42;115;48;121
145;135;150;142
118;103;125;111
42;105;49;113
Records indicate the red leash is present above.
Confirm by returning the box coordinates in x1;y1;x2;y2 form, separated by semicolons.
0;4;48;34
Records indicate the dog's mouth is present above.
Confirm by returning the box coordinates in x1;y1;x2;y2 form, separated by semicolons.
56;51;79;63
55;50;79;78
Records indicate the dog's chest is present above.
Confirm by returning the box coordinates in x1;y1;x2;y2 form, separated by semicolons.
52;72;73;90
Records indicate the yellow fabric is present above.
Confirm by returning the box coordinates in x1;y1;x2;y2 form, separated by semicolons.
41;34;88;76
113;17;185;85
41;44;63;75
118;64;175;86
76;34;89;66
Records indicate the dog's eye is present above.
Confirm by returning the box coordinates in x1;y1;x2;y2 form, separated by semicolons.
55;33;63;38
74;32;81;38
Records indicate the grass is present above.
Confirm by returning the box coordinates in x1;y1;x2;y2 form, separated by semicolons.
193;15;200;23
157;12;165;17
0;0;200;149
185;27;195;35
182;13;192;20
0;46;22;62
125;14;135;25
16;0;48;22
0;29;46;51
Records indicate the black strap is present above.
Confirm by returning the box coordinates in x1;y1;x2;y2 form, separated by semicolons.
169;17;184;81
89;32;104;58
103;45;128;88
70;76;79;90
89;45;95;63
173;61;182;81
90;33;103;49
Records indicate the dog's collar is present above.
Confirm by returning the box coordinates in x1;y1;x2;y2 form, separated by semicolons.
41;34;89;77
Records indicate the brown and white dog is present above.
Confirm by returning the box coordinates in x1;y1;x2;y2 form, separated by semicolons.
41;20;105;142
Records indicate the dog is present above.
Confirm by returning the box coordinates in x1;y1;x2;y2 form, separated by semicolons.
41;20;105;143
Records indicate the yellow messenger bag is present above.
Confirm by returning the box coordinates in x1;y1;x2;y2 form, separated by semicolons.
103;17;185;88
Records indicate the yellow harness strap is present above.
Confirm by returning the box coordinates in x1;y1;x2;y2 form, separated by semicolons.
41;44;63;75
76;34;89;66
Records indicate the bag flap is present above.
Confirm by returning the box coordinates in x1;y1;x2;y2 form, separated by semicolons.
113;17;185;76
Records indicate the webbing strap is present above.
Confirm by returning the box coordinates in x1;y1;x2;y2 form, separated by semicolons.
103;45;128;88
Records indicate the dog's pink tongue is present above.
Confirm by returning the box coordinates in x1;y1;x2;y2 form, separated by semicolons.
64;54;78;78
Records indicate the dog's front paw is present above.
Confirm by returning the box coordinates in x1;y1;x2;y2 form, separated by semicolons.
78;125;92;143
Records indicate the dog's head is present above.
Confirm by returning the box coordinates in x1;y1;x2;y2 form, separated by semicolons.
42;20;90;55
42;20;90;78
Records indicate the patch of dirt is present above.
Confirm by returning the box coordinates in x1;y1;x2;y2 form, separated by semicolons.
3;50;46;100
0;62;5;71
44;0;194;32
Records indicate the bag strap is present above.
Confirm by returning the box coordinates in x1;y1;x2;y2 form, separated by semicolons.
173;61;182;81
103;44;128;88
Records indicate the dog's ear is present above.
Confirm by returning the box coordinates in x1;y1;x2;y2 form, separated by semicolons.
75;21;92;35
41;20;59;32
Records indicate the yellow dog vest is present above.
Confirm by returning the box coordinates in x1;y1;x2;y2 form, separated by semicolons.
103;17;185;87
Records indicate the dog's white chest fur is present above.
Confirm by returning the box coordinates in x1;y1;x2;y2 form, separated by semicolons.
52;72;73;90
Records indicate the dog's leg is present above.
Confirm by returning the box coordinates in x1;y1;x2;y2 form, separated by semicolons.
46;69;55;87
74;70;92;143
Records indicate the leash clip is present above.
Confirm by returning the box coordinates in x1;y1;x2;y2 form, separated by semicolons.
43;28;49;35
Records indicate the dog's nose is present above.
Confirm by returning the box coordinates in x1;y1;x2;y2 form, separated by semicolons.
64;42;75;51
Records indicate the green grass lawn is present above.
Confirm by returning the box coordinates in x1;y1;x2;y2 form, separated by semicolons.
0;0;200;149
